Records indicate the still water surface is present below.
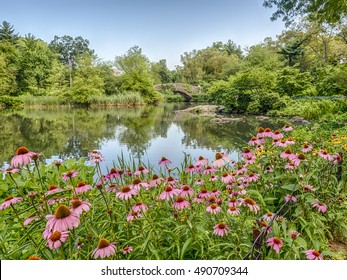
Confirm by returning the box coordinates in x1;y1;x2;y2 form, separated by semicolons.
0;103;287;172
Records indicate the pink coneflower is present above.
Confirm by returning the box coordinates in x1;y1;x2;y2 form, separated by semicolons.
45;184;63;196
196;156;208;166
62;170;78;182
210;189;221;197
213;222;229;237
256;127;265;138
88;150;104;163
285;162;296;170
24;217;39;226
280;149;294;160
127;211;143;221
248;136;258;146
312;202;327;213
203;165;216;174
263;128;273;138
0;196;23;210
228;198;239;207
277;139;288;148
159;186;180;200
289;230;300;239
134;166;149;176
180;184;194;197
195;178;204;185
185;163;196;173
285;194;297;203
122;246;134;255
116;186;138;200
267;237;283;254
0;167;20;175
286;138;295;145
282;124;293;132
303;185;316;192
260;221;272;234
209;175;218;181
70;198;91;215
227;206;241;215
106;184;119;193
198;188;210;199
245;172;260;182
305;249;323;260
74;181;92;195
301;143;313;153
30;152;43;162
45;204;80;232
241;147;255;159
221;172;233;184
206;204;222;214
263;212;275;221
46;231;69;250
245;156;256;165
165;176;179;186
131;177;149;190
47;196;66;205
236;166;247;175
104;168;120;180
132;201;149;212
92;238;116;259
149;174;163;187
291;153;306;166
173;196;190;210
158;156;171;166
213;152;227;168
264;166;273;173
52;160;63;167
240;197;260;214
11;146;35;167
272;130;283;139
333;153;342;165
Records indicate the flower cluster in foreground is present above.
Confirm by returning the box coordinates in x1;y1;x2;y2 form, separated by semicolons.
1;123;346;260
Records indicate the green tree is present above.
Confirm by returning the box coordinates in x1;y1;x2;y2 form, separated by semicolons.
151;59;172;84
0;41;18;95
115;46;162;103
49;35;95;87
97;61;121;95
278;38;306;66
0;21;19;42
16;38;57;95
263;0;347;26
243;44;284;70
276;66;313;96
66;53;104;104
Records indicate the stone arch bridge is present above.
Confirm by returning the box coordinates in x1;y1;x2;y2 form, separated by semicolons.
154;83;203;101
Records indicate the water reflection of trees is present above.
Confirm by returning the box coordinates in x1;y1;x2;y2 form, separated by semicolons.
0;104;287;166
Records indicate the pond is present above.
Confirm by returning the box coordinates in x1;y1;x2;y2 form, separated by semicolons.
0;103;287;172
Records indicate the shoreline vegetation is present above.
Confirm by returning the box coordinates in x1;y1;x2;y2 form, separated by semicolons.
1;11;346;121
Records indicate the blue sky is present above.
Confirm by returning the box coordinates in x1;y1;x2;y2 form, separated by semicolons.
1;0;285;68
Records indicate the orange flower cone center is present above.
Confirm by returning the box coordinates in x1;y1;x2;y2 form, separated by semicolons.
244;197;255;205
215;153;223;160
132;178;141;185
121;186;131;193
50;231;62;241
71;199;82;209
54;205;71;219
16;146;29;155
98;238;110;249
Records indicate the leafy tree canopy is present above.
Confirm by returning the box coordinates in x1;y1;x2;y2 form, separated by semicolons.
263;0;347;26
